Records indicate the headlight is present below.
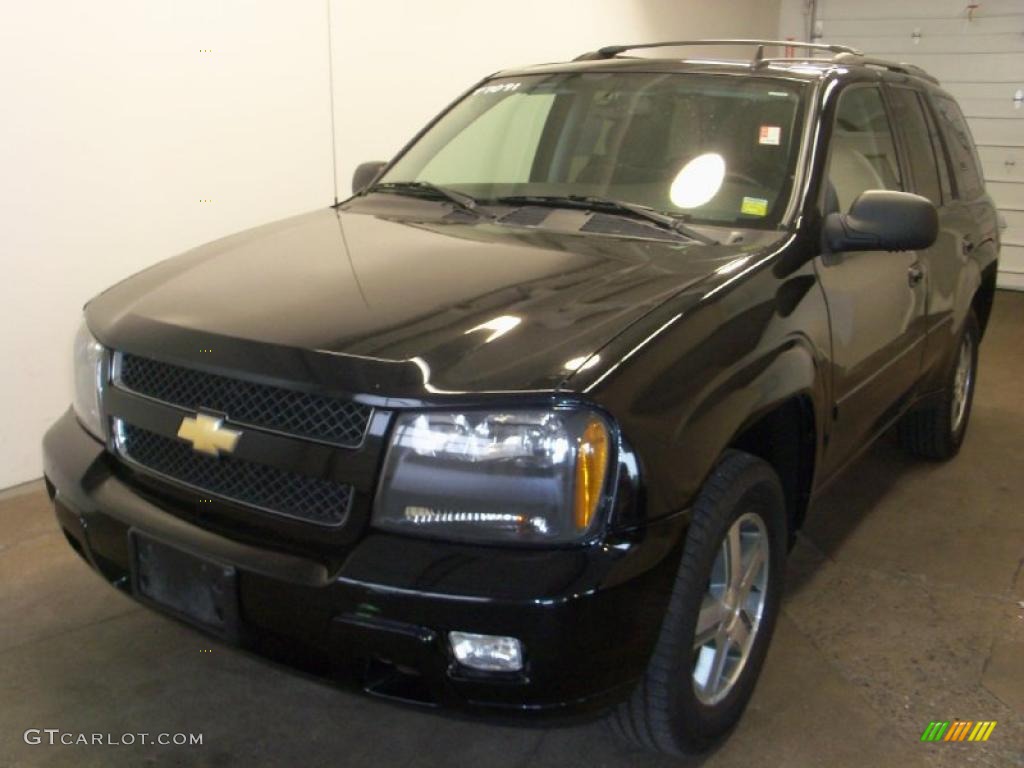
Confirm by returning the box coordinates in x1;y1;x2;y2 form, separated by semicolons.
73;320;106;440
373;409;611;544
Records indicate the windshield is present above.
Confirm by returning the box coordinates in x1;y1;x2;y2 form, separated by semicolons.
380;72;807;228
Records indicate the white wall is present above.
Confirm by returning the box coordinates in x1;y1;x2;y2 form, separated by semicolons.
0;0;780;490
0;1;335;490
778;0;814;43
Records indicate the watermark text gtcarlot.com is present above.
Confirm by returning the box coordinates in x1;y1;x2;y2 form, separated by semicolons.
24;729;203;746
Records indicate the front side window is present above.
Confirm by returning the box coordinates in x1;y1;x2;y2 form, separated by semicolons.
826;85;902;214
381;73;808;228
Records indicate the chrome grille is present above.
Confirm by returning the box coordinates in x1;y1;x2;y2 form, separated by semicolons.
115;421;353;526
115;353;371;447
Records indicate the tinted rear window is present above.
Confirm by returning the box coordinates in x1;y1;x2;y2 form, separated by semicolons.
888;87;943;206
932;95;984;200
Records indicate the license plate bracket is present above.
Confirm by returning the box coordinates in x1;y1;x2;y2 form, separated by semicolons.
130;531;240;641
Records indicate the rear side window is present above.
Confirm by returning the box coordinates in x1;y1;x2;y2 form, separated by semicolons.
920;96;954;203
826;85;902;214
887;87;943;206
932;95;985;200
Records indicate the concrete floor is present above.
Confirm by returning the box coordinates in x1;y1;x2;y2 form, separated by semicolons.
1;293;1022;768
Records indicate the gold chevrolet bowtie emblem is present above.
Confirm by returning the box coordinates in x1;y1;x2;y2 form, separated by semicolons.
177;413;241;457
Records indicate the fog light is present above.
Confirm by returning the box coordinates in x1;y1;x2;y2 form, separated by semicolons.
449;631;523;672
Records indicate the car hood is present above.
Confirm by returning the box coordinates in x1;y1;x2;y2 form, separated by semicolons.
88;199;771;399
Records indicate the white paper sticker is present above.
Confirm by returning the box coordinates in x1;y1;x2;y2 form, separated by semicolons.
759;125;781;146
473;82;521;96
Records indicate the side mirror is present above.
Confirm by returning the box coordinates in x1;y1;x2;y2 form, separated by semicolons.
824;190;938;253
352;161;387;195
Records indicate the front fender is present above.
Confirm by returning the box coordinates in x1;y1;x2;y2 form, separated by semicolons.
583;255;831;522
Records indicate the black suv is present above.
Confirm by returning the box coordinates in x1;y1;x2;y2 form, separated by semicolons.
44;40;999;754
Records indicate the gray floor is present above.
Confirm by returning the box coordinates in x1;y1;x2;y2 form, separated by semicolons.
2;293;1022;768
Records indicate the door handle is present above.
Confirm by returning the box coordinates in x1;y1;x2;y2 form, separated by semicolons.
908;264;924;287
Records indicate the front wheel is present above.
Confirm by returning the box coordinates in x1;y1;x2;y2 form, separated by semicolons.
898;310;979;460
611;450;787;755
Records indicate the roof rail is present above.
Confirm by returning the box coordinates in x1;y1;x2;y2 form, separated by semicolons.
575;39;861;62
572;41;940;84
832;52;940;84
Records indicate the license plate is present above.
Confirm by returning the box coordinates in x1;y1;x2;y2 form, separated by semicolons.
131;532;239;640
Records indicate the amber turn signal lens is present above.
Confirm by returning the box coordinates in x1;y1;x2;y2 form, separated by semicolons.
574;418;609;530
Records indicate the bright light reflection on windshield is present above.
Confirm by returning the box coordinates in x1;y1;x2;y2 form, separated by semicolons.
670;152;726;209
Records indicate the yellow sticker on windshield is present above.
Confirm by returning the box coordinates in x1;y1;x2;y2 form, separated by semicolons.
741;197;768;217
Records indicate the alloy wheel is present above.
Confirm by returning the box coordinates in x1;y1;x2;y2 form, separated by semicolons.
950;333;974;433
692;512;770;706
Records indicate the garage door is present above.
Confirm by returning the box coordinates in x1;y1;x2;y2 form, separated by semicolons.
816;0;1024;290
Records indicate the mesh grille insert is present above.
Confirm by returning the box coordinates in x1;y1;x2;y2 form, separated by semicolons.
498;206;552;227
117;422;353;526
117;353;371;447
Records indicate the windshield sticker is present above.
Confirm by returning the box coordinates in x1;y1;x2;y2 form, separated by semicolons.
741;197;768;217
473;82;521;96
758;125;781;146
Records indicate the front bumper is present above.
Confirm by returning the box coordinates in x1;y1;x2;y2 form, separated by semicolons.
43;409;686;718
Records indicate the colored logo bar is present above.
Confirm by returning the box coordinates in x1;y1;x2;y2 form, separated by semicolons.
921;720;997;742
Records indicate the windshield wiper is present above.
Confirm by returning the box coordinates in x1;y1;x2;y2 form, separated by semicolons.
369;181;494;220
489;194;719;245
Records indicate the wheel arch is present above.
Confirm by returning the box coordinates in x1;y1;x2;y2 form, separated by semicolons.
665;336;826;539
972;259;998;339
729;393;818;539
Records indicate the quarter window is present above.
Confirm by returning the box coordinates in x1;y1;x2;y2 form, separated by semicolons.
826;86;902;214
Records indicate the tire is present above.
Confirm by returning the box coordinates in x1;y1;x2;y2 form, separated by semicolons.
898;310;979;461
611;450;787;755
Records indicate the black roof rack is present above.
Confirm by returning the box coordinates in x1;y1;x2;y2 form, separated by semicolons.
832;52;940;84
572;40;940;84
575;39;861;62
